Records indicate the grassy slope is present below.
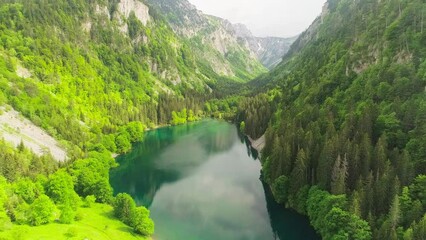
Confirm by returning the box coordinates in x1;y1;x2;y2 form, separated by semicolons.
0;203;147;240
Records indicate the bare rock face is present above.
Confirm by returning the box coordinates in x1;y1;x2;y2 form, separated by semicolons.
114;0;151;34
117;0;150;25
232;23;297;69
255;36;297;69
16;65;31;79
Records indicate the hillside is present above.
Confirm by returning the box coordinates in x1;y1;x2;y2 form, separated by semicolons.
237;0;426;239
144;0;267;81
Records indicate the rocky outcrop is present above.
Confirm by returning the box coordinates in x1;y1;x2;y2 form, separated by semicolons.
117;0;150;25
114;0;151;34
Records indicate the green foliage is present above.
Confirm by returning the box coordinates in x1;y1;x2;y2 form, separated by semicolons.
236;93;275;138
27;195;56;226
46;170;80;209
413;214;426;239
307;187;372;240
0;203;149;239
58;205;76;224
70;157;113;203
113;193;154;236
83;195;96;208
115;133;132;154
0;178;11;232
131;207;154;236
124;122;145;143
12;178;40;204
171;108;188;125
0;210;12;232
113;193;136;226
0;140;58;182
239;121;245;133
272;175;289;204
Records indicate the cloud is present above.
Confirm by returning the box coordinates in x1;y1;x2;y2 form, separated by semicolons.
188;0;327;37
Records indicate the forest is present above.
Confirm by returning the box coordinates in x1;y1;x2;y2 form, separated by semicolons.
236;0;426;239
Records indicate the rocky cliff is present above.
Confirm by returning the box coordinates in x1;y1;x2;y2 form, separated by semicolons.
232;23;297;69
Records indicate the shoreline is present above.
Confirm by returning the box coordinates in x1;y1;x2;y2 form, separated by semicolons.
111;118;213;158
247;134;266;152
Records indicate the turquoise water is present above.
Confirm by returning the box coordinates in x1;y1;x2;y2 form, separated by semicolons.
110;120;319;240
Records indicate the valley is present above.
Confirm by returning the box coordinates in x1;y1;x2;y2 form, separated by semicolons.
0;0;424;239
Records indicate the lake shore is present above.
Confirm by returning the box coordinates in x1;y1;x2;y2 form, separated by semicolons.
248;134;266;152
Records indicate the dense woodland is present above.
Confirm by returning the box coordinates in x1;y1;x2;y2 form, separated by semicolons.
237;0;426;239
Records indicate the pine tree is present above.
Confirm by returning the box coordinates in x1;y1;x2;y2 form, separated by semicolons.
289;149;308;196
389;195;401;229
331;154;348;195
374;134;388;176
350;191;362;217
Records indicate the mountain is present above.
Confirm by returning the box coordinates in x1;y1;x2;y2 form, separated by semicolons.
144;0;266;81
237;0;426;239
232;23;297;69
145;0;294;71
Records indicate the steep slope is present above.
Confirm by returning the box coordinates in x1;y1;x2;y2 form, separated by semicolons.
232;23;297;69
0;107;67;161
144;0;267;81
238;0;426;239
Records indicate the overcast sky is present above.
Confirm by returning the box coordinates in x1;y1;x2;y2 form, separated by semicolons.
187;0;327;38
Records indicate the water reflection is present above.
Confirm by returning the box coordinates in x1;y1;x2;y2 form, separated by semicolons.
110;120;319;240
111;120;236;206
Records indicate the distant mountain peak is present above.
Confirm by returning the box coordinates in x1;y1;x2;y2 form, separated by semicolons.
231;23;297;69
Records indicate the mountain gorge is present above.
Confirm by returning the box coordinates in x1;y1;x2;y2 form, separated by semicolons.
0;0;425;239
232;23;297;69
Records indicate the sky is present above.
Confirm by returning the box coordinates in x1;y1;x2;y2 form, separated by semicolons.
187;0;327;38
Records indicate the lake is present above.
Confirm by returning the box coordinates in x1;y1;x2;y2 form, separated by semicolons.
110;120;320;240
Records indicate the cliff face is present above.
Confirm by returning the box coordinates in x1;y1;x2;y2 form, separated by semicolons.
232;23;297;69
254;36;297;69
